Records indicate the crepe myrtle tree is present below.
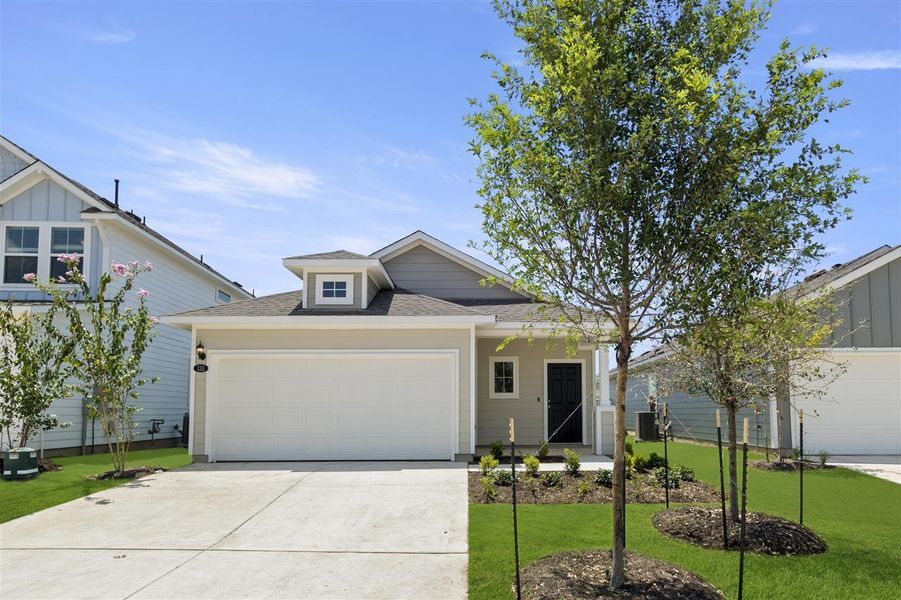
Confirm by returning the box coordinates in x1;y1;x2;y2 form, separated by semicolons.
0;301;76;450
27;255;159;473
468;0;859;587
661;289;846;520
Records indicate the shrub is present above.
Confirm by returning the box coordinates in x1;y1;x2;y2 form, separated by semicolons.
479;455;499;476
577;480;593;501
818;449;832;467
625;464;634;480
563;448;581;476
595;469;613;487
481;476;497;499
671;465;695;482
630;454;648;473
495;469;515;486
645;452;666;470
536;440;550;459
625;441;634;456
653;466;680;488
523;454;540;477
542;471;562;488
489;440;505;460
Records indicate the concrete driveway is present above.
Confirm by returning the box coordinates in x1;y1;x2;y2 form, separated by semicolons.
0;462;468;599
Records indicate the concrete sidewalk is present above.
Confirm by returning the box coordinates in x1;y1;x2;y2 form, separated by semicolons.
0;462;468;599
829;455;901;484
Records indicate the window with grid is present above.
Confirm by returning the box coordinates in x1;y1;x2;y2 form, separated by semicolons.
489;356;519;398
49;227;84;281
3;226;39;284
321;280;347;298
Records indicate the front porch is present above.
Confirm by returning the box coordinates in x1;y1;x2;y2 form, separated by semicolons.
470;444;613;472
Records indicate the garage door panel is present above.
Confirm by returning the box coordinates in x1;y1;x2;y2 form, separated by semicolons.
211;353;455;461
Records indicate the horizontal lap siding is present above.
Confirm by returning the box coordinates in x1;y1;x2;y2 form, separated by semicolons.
192;328;472;457
478;337;594;446
615;369;770;447
31;224;244;451
382;244;523;300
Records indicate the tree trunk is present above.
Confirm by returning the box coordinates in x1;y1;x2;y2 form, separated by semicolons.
610;338;630;589
727;404;739;521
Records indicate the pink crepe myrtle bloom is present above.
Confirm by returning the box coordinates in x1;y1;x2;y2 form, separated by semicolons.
57;276;67;283
137;288;151;299
111;263;129;277
144;261;153;271
22;273;36;282
56;252;81;263
149;316;160;326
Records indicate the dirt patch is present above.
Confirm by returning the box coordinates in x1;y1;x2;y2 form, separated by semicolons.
751;460;831;472
90;466;166;480
652;507;827;555
39;458;62;472
520;550;723;600
469;471;718;505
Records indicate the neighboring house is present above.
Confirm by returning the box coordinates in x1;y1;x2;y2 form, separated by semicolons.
0;135;253;453
164;230;616;462
608;245;901;456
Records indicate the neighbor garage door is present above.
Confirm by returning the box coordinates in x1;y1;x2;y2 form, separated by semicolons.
209;352;456;461
794;350;901;455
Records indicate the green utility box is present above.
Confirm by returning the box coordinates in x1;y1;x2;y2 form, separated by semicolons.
2;447;39;480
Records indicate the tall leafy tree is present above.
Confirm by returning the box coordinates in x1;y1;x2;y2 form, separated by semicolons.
0;303;75;449
468;0;859;587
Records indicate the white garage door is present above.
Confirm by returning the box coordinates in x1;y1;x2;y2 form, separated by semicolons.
209;352;456;461
794;350;901;455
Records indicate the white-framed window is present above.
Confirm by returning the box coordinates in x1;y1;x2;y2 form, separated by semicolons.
315;274;354;305
489;356;519;399
1;222;90;286
217;289;231;303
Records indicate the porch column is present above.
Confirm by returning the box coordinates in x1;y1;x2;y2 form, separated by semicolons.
599;345;611;406
594;345;615;456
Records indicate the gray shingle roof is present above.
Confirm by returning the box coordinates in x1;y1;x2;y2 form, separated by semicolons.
451;298;560;321
284;250;369;260
790;244;897;296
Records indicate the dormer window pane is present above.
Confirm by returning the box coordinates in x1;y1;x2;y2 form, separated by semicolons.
322;280;347;298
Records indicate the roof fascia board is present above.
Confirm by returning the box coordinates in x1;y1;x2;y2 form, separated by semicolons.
802;246;901;299
0;162;108;211
161;314;496;329
82;212;252;299
0;136;37;164
371;231;521;294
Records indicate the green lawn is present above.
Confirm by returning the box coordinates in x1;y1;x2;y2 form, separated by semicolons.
470;438;901;599
0;447;191;523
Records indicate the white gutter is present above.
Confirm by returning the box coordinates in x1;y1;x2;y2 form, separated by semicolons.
161;314;497;330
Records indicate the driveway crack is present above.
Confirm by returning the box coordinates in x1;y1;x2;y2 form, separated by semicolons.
122;469;320;599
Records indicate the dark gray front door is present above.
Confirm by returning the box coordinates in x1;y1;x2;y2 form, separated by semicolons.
547;363;582;443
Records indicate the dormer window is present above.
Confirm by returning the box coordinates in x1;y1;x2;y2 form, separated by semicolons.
315;274;354;305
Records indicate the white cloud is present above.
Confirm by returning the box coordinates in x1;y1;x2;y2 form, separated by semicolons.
86;24;136;44
358;145;434;170
792;23;817;36
134;136;319;207
809;50;901;71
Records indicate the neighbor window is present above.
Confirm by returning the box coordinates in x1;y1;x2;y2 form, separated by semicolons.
3;226;39;284
315;274;354;305
49;227;84;281
217;289;231;303
489;356;519;399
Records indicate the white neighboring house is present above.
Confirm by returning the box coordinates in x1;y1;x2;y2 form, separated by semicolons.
609;244;901;457
0;135;253;454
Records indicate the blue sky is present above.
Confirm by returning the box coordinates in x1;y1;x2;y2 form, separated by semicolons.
2;0;899;297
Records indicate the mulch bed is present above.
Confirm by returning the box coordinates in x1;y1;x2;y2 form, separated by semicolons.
468;471;718;505
652;507;827;555
521;550;724;600
39;458;62;472
89;466;166;480
751;460;832;472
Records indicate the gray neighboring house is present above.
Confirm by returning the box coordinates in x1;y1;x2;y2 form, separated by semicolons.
0;135;253;453
609;244;901;456
164;230;617;462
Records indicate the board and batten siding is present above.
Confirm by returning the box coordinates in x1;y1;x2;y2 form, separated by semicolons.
190;328;472;461
828;257;901;348
382;244;524;300
477;337;594;446
0;147;28;181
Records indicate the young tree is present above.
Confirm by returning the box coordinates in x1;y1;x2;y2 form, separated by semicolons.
28;255;158;473
0;303;75;449
662;290;845;520
468;0;859;587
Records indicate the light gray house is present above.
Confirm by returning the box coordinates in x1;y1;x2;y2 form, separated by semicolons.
164;230;616;462
609;245;901;456
0;135;253;453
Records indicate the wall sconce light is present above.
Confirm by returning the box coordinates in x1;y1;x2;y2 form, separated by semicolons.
195;342;207;362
